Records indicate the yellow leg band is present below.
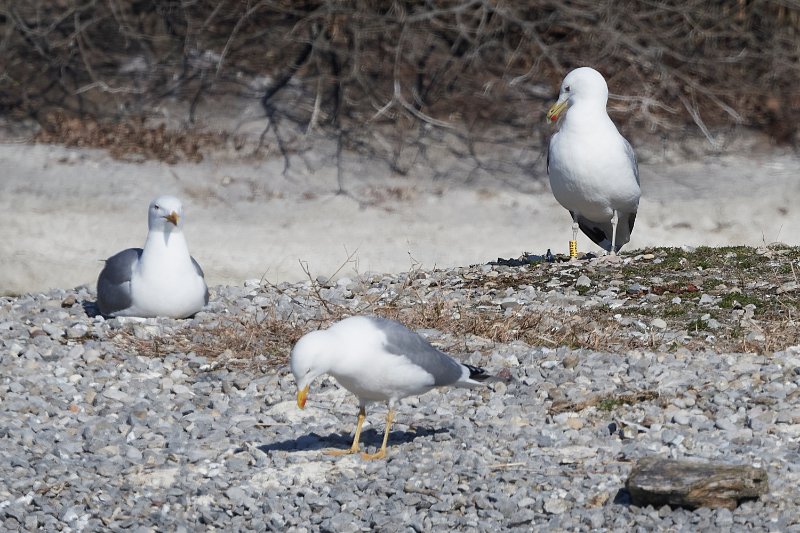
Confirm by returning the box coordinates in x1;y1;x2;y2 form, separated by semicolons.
569;240;578;258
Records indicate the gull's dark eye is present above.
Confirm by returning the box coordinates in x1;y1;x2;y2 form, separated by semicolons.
154;204;159;210
564;86;571;92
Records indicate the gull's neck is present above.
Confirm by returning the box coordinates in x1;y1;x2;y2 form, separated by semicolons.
562;100;614;133
139;227;193;277
313;334;338;374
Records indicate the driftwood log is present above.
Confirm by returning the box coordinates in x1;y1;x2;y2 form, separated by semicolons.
626;457;768;510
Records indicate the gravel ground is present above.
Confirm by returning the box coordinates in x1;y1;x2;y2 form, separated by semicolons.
1;247;799;531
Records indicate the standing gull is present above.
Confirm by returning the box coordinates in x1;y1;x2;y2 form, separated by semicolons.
96;195;209;318
546;67;641;256
291;316;492;460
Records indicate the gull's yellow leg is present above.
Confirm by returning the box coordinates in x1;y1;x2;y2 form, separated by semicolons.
361;409;395;460
570;221;579;259
325;406;366;456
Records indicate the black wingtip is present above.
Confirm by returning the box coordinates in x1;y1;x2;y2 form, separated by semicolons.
465;364;492;382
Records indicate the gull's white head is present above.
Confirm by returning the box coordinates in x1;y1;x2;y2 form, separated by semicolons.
290;330;332;409
547;67;609;124
148;195;184;232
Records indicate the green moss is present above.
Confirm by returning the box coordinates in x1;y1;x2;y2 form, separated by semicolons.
662;304;688;317
731;254;760;270
638;246;769;274
718;292;762;310
702;277;725;290
596;391;658;411
598;398;626;411
730;324;745;338
615;306;655;319
687;318;706;332
653;247;688;270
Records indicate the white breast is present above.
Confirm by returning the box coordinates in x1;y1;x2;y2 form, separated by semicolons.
549;116;640;221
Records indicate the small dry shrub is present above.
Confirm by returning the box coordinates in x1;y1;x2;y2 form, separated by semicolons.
2;0;798;167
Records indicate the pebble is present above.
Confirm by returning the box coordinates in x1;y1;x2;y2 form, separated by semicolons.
651;318;667;330
544;498;568;515
0;254;797;531
66;323;89;339
672;412;691;426
102;387;130;402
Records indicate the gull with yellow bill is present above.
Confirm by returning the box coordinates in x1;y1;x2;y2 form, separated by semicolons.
96;195;208;318
546;67;641;257
291;316;493;460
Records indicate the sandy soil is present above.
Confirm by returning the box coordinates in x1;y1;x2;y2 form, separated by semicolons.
1;140;798;295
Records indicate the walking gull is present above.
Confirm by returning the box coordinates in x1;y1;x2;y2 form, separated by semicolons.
546;67;641;256
96;195;209;318
291;316;493;460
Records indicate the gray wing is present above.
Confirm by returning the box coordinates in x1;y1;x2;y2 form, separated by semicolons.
191;256;209;305
622;136;640;186
97;248;141;316
368;316;463;386
622;137;640;236
623;211;637;245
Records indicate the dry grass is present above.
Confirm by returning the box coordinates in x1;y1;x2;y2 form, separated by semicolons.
374;302;548;345
33;112;236;164
367;245;800;354
115;312;305;370
2;1;798;173
549;390;661;416
109;245;800;371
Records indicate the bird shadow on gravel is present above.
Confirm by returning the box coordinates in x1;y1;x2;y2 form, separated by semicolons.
256;427;448;454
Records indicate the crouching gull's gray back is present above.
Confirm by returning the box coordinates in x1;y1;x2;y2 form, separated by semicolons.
96;195;208;318
546;66;641;256
291;315;493;460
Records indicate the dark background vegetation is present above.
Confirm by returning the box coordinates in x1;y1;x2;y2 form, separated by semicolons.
1;1;798;167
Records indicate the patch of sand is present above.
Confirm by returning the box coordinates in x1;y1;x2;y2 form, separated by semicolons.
1;143;798;295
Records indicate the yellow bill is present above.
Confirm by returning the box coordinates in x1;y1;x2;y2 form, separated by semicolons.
297;385;309;409
165;211;179;225
547;100;569;124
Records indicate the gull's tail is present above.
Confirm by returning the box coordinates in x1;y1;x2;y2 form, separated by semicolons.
464;363;491;382
457;363;512;387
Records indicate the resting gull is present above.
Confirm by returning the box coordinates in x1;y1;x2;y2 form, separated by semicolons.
291;316;492;460
546;67;641;256
96;195;209;318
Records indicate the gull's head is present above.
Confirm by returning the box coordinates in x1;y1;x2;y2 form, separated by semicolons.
290;330;331;409
148;195;184;231
547;67;609;125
